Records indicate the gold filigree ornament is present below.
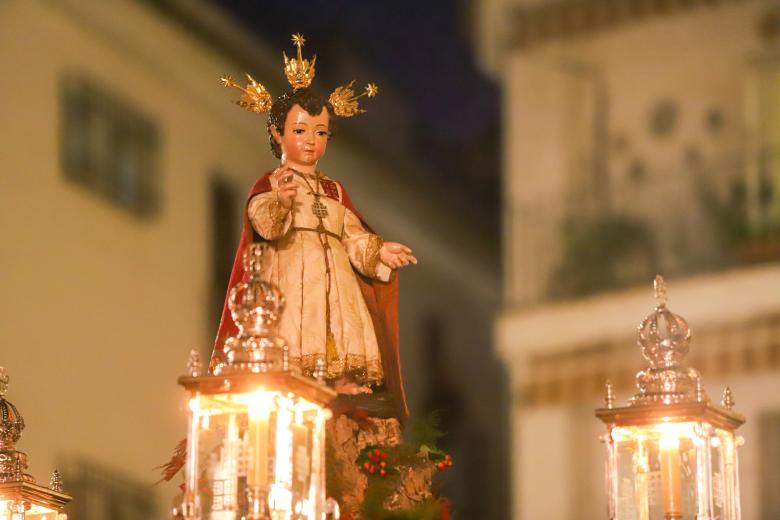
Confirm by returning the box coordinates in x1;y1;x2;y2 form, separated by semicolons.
221;33;378;117
220;73;273;113
284;33;317;90
328;81;379;117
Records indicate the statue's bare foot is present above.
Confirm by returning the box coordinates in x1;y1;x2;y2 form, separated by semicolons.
334;378;373;395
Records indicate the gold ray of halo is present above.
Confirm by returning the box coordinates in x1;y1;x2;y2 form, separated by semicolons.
220;73;273;113
329;81;380;117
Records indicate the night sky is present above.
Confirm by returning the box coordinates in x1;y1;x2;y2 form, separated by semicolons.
213;0;502;238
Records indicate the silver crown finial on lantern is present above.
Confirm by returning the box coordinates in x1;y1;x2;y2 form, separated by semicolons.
0;368;26;456
0;367;31;484
231;243;284;337
212;243;290;375
653;274;668;307
630;275;707;406
604;380;615;409
0;366;9;398
722;386;735;410
49;469;64;493
186;349;203;377
0;368;73;518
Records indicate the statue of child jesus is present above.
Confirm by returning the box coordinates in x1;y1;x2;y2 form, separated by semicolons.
213;70;416;419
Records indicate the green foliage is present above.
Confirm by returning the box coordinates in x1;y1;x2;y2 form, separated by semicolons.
549;214;657;299
696;173;751;248
696;173;780;250
360;474;398;517
406;412;445;450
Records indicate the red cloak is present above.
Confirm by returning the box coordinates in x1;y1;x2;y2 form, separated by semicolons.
212;171;409;420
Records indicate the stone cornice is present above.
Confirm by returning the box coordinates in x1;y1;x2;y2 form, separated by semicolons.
508;0;744;50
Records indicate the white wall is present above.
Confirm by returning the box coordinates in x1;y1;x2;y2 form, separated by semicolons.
501;0;776;305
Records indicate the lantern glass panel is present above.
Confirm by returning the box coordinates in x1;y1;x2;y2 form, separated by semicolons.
710;430;741;520
0;500;65;520
608;422;740;520
0;501;64;520
23;504;63;520
188;389;327;520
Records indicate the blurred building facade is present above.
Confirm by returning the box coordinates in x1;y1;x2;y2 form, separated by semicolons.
475;0;780;518
0;0;505;517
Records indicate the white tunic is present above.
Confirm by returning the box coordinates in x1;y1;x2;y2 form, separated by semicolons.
247;172;391;384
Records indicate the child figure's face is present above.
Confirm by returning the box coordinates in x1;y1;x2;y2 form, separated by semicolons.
271;104;330;168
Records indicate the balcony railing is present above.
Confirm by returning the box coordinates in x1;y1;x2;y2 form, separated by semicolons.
505;148;780;305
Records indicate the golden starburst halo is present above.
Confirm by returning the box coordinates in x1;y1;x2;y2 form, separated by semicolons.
221;33;379;117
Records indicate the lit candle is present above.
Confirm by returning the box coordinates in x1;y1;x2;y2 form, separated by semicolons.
186;397;200;503
659;436;682;519
271;399;294;514
226;413;238;510
248;398;270;489
635;438;650;520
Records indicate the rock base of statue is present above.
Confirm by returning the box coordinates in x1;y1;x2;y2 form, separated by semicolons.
326;414;437;518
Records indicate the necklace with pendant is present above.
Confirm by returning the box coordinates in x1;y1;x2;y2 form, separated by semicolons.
311;195;328;219
296;171;329;218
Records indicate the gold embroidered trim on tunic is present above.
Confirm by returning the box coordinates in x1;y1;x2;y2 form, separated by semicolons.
267;198;288;237
294;353;384;385
365;234;384;277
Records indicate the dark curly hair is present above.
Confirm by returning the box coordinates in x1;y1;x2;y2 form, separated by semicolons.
267;88;335;159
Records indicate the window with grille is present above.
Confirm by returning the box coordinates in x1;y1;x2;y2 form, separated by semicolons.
60;74;161;217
